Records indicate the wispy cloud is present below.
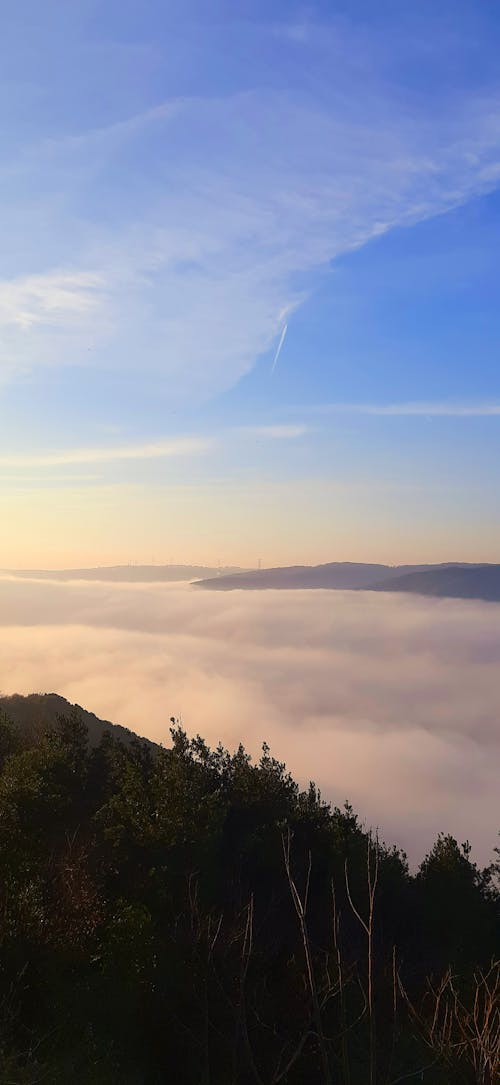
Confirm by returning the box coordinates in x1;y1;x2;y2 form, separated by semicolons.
39;100;183;156
238;424;309;439
316;402;500;417
0;436;211;468
0;426;310;474
3;23;500;397
0;474;101;482
0;270;107;329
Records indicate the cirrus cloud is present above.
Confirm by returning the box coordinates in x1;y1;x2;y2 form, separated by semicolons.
0;436;212;468
4;68;500;397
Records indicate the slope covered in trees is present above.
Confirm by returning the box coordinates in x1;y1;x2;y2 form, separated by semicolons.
196;561;500;602
0;705;498;1084
0;693;155;750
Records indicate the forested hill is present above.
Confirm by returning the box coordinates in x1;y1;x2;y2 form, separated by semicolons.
196;561;400;590
0;699;498;1083
196;560;500;601
0;692;155;750
371;564;500;601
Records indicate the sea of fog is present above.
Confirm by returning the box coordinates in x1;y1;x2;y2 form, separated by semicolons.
0;574;498;866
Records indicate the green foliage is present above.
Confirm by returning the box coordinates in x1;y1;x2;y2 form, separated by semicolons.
0;710;497;1084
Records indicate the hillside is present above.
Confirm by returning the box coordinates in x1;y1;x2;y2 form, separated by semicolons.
0;706;497;1084
195;560;492;594
195;561;404;590
371;564;500;602
0;692;155;749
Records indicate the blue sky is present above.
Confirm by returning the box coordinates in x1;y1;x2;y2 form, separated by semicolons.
2;0;500;566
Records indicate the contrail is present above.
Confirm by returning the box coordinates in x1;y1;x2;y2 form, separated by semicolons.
270;323;288;374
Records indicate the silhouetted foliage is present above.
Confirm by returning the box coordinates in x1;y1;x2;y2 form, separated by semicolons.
0;708;497;1083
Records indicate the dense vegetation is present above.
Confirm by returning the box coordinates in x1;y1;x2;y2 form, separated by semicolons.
0;707;498;1084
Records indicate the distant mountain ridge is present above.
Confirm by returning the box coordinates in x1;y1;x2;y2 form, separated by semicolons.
198;562;398;591
372;565;500;602
5;561;500;602
0;693;154;749
195;561;500;602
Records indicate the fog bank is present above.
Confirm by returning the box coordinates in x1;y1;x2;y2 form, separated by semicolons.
0;575;498;864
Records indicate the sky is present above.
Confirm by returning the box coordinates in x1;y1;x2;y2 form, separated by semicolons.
2;0;500;566
1;575;498;865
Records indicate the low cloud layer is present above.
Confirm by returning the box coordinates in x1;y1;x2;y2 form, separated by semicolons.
0;576;498;864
